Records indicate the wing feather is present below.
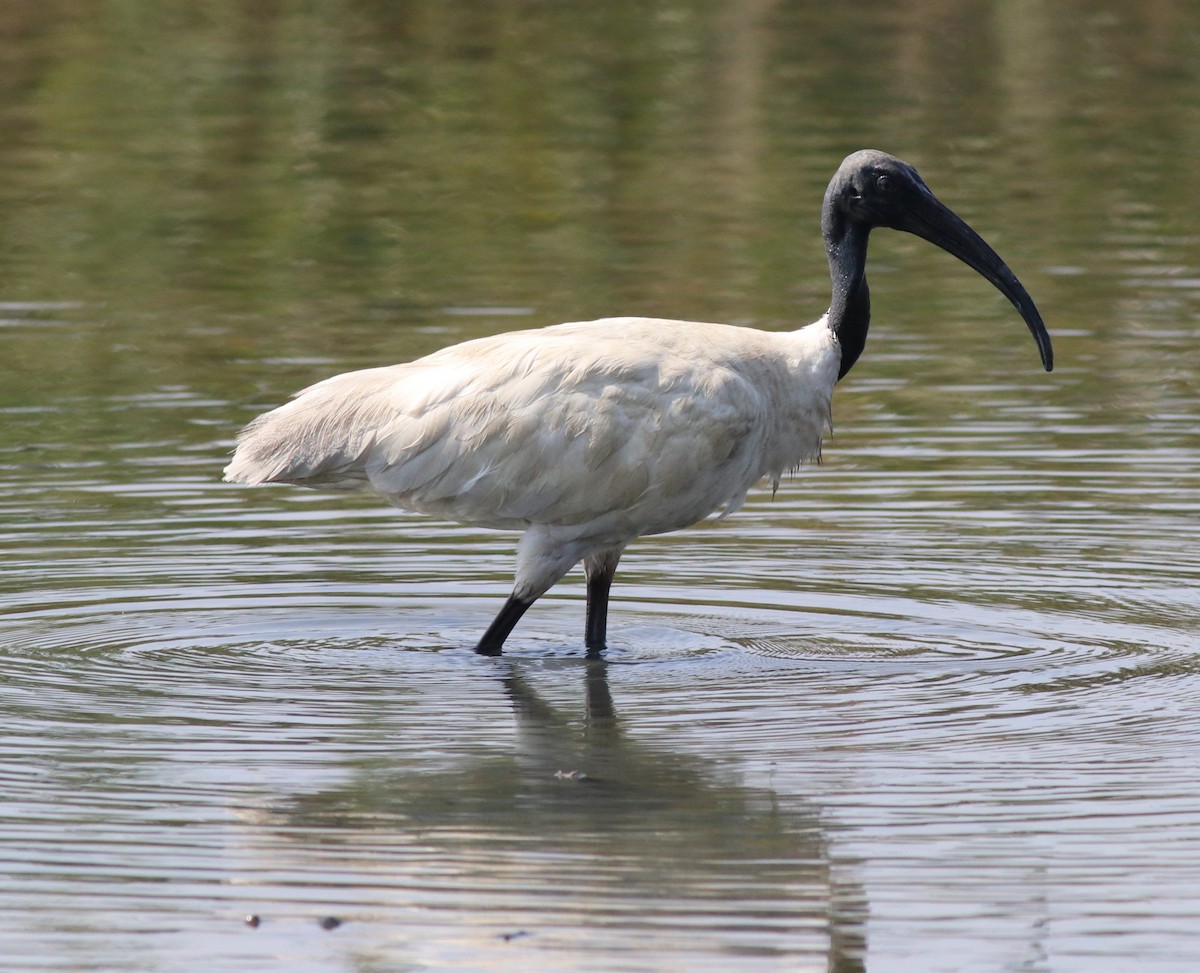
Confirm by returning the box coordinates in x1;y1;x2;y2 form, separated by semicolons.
225;318;837;533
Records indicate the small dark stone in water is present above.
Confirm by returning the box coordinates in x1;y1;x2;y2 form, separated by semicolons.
244;914;261;928
500;930;532;942
319;916;342;931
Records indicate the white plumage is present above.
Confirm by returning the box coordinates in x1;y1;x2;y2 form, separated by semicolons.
225;150;1052;655
226;316;839;602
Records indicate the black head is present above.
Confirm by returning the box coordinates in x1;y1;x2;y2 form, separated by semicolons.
823;149;935;232
823;149;1053;372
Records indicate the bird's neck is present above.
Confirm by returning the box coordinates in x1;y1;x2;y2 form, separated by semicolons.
824;219;872;380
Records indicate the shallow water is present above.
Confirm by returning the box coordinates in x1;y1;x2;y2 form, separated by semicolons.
3;2;1200;971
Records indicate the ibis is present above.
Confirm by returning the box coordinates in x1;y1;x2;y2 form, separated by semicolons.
224;149;1053;656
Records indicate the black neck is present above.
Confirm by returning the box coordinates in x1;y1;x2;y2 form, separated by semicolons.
823;214;872;380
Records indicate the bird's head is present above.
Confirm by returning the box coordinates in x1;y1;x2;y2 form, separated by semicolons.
825;150;936;230
823;149;1053;372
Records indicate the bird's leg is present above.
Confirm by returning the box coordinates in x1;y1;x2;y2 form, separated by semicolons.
583;547;623;656
474;595;535;656
584;575;611;656
477;531;591;655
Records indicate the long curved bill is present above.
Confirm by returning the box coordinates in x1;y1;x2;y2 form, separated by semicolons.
901;191;1054;372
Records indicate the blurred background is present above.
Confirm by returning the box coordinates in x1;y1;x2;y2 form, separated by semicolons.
2;0;1197;407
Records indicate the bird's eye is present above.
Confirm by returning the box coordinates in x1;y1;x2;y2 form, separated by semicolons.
876;174;894;192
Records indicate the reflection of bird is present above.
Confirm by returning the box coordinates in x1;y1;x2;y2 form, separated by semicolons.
258;659;869;970
225;150;1053;655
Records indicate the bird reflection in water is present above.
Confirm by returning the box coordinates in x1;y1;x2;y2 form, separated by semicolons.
249;661;868;971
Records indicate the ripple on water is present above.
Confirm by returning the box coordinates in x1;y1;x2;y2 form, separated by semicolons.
3;378;1200;970
0;588;863;972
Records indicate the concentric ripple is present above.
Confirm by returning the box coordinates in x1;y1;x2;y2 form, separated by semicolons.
3;375;1200;971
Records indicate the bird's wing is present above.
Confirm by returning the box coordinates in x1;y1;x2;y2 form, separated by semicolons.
225;319;805;531
372;323;777;528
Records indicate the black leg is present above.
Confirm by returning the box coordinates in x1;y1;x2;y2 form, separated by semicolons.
583;549;621;655
584;573;612;655
474;594;535;656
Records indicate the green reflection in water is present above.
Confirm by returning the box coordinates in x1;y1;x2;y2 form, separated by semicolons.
1;1;1198;425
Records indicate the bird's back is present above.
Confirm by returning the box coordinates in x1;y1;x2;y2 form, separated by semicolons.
224;317;839;538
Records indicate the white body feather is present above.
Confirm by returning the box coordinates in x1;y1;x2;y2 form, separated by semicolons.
225;316;841;599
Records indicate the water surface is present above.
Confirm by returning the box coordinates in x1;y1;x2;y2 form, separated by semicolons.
2;2;1200;971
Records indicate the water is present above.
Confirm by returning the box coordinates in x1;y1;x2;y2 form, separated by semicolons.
3;1;1200;970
